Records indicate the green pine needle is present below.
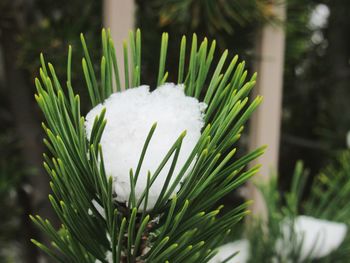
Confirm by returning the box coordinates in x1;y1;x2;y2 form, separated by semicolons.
31;28;264;263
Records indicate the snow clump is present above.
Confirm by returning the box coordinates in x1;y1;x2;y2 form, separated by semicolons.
209;239;250;263
85;83;206;210
277;215;347;261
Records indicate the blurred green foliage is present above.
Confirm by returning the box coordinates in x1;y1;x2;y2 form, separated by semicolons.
247;162;307;263
11;0;101;75
305;150;350;223
280;0;350;182
135;0;274;89
0;120;24;261
151;0;274;35
0;0;101;261
305;150;350;262
247;154;350;262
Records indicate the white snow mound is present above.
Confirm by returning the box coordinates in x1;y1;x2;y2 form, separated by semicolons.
95;251;112;263
85;83;206;210
209;239;250;263
278;215;347;261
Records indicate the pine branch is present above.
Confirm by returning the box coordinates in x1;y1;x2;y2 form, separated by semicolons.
31;29;263;263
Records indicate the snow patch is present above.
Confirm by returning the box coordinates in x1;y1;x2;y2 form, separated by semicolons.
277;215;347;261
85;83;206;210
95;251;112;263
209;239;250;263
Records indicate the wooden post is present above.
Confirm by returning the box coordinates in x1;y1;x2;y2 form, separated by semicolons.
248;1;286;215
103;0;135;89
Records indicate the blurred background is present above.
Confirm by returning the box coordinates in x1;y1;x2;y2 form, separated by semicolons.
1;0;350;262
